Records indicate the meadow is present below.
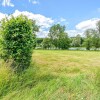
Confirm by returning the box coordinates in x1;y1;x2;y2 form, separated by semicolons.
0;50;100;100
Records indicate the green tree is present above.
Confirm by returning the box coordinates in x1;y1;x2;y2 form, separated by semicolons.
96;20;100;34
58;32;70;49
91;29;100;50
48;24;70;49
48;24;65;49
92;20;100;50
0;15;39;72
36;38;43;48
42;38;51;49
71;34;82;47
84;29;93;50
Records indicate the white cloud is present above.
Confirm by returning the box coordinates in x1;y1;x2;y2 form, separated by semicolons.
13;10;54;27
38;29;49;37
55;17;69;25
67;18;100;37
67;30;83;37
2;0;14;7
76;18;100;31
0;10;54;37
0;12;8;20
32;0;39;5
12;10;54;37
29;0;39;5
60;18;66;22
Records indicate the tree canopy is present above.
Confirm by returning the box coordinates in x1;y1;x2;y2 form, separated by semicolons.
48;24;70;49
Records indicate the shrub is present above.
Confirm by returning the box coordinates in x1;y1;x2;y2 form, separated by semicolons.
0;15;39;72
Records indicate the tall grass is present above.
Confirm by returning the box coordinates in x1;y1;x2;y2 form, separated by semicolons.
0;50;100;100
1;72;100;100
95;68;100;93
0;60;38;99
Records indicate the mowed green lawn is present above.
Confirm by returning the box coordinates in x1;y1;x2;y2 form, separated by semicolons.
1;50;100;100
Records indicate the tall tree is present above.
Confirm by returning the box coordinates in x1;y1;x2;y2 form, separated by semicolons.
92;20;100;50
71;34;82;47
58;32;70;49
96;20;100;35
48;24;70;49
36;38;43;48
84;29;93;50
91;29;100;50
42;38;51;49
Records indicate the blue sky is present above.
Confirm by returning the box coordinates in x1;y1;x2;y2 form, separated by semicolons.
0;0;100;37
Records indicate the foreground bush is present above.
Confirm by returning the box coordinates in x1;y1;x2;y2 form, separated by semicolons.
0;15;38;72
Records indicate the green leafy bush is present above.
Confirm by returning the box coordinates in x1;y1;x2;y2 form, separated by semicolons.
0;15;38;72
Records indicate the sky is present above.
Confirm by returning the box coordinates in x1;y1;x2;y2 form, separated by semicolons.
0;0;100;37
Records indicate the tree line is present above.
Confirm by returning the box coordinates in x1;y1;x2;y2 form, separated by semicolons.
36;21;100;50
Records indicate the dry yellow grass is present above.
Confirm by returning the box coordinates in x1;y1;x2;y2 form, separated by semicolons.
33;50;100;76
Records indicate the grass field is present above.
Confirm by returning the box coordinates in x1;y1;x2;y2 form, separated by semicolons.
0;50;100;100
